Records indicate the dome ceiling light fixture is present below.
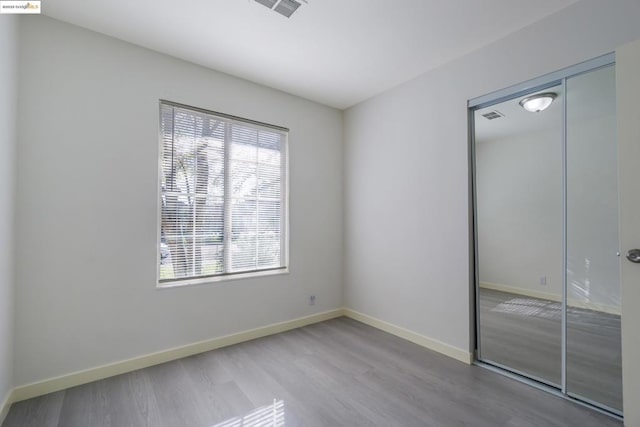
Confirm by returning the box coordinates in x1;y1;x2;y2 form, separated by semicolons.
519;92;557;113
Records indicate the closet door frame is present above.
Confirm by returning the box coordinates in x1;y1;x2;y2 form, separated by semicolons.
468;52;619;419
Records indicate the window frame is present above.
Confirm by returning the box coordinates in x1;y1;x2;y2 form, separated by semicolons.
156;100;290;288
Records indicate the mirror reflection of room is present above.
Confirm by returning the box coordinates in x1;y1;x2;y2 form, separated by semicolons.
475;85;564;387
474;65;622;413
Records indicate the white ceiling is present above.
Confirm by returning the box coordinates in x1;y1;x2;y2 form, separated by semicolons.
43;0;578;109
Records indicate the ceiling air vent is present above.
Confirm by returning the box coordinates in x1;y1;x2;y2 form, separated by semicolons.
274;0;301;17
481;110;504;120
255;0;305;18
255;0;278;7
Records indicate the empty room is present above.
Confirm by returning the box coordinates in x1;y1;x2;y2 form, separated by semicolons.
1;0;640;426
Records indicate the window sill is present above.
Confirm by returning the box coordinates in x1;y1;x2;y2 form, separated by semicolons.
157;268;290;290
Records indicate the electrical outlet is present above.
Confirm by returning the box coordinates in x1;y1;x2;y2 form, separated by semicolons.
309;295;316;306
539;276;547;286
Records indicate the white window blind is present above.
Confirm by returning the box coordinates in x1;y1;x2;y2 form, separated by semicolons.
159;101;288;285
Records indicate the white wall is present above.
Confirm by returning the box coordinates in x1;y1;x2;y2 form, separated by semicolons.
15;16;343;386
344;0;640;353
0;15;17;409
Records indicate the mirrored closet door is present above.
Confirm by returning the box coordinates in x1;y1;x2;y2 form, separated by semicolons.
565;64;621;412
471;56;622;417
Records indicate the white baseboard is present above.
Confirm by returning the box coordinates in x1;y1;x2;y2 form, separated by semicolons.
12;308;343;403
343;308;472;365
9;306;474;406
479;281;621;315
0;387;13;425
480;281;560;302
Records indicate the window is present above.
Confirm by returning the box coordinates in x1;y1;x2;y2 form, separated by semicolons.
159;101;288;286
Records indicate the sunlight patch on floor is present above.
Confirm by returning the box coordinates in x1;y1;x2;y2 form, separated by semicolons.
212;399;285;427
492;296;560;320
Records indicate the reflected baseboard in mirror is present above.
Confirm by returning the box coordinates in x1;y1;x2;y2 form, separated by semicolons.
479;282;621;315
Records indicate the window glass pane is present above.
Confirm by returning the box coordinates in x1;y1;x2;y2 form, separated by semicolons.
197;196;225;276
258;200;281;268
231;199;258;272
258;164;281;199
230;125;258;162
258;132;282;165
205;139;225;197
161;196;195;279
231;161;257;198
159;102;286;284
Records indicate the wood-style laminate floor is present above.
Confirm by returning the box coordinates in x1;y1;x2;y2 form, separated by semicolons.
3;317;621;427
479;288;622;412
